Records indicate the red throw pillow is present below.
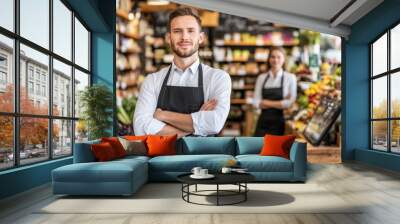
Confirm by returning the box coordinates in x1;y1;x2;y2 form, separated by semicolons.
124;135;148;141
101;137;126;158
146;135;177;157
91;142;117;161
260;134;296;159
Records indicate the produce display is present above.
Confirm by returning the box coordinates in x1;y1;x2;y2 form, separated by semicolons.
290;63;341;139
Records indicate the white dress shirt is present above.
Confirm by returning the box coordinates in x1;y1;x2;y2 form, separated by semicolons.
133;58;232;136
253;69;297;109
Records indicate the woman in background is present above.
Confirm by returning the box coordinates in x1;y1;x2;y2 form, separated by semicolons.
253;47;297;136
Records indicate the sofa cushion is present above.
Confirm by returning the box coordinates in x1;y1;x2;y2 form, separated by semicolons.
91;142;118;161
147;135;177;157
118;137;147;156
52;158;147;183
148;154;235;172
235;137;263;155
236;155;293;172
179;137;235;155
123;135;148;141
260;135;296;159
101;137;127;158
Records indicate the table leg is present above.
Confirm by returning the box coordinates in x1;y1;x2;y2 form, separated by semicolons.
195;184;197;192
245;183;247;201
187;184;190;202
217;184;219;206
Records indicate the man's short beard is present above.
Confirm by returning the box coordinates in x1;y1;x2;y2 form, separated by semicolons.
171;41;199;58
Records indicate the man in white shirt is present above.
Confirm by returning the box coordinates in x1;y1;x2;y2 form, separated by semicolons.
133;7;231;137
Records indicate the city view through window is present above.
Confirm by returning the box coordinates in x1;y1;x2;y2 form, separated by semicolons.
0;0;91;170
371;23;400;153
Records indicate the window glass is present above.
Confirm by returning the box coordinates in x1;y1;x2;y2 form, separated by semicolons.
20;117;49;165
74;69;89;118
372;76;387;119
74;18;89;70
391;72;400;118
391;24;400;70
0;0;14;31
0;116;14;170
75;120;88;143
53;119;72;157
53;59;72;117
391;120;400;153
53;0;72;60
372;121;388;151
0;35;14;113
20;44;49;115
372;33;387;76
20;0;49;49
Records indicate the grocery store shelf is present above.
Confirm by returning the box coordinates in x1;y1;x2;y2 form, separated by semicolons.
216;60;268;63
215;60;267;64
231;99;247;104
117;48;142;54
215;41;299;47
116;9;129;20
117;30;141;40
230;74;259;77
232;85;255;90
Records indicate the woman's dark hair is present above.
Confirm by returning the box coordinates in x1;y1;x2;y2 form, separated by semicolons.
267;46;287;71
167;7;202;32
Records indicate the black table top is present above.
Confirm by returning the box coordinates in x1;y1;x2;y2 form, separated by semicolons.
177;172;255;185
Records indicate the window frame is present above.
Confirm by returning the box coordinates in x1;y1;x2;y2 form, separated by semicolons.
0;0;92;171
370;21;400;154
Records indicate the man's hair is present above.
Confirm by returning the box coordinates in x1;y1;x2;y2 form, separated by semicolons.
167;7;202;32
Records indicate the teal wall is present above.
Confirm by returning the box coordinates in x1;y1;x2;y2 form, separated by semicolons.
343;0;400;171
0;0;116;200
0;158;72;199
92;32;116;136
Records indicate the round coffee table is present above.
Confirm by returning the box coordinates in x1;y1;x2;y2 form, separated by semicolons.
177;172;255;206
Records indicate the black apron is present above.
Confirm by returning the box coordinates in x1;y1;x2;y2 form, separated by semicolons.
157;63;207;136
254;71;285;136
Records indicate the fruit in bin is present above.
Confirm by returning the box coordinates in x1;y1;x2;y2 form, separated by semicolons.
297;95;308;108
308;103;316;110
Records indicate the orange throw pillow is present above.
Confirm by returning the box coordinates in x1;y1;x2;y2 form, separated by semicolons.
124;135;148;141
91;142;117;161
146;135;177;157
260;134;296;159
101;137;126;158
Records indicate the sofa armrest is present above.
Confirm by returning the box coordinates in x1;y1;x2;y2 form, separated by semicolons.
289;141;307;181
73;140;100;163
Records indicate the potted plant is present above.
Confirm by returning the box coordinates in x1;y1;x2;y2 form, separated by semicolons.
79;84;113;140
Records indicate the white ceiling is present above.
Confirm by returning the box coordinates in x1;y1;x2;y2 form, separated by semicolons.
172;0;384;38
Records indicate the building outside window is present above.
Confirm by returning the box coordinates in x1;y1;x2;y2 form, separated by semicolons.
0;0;91;170
28;81;34;94
28;66;34;80
0;54;7;91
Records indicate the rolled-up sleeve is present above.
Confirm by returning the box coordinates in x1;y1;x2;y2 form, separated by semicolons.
133;74;166;135
281;73;297;109
191;71;231;136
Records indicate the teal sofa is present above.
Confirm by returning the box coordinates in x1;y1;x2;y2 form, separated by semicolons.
52;137;307;196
